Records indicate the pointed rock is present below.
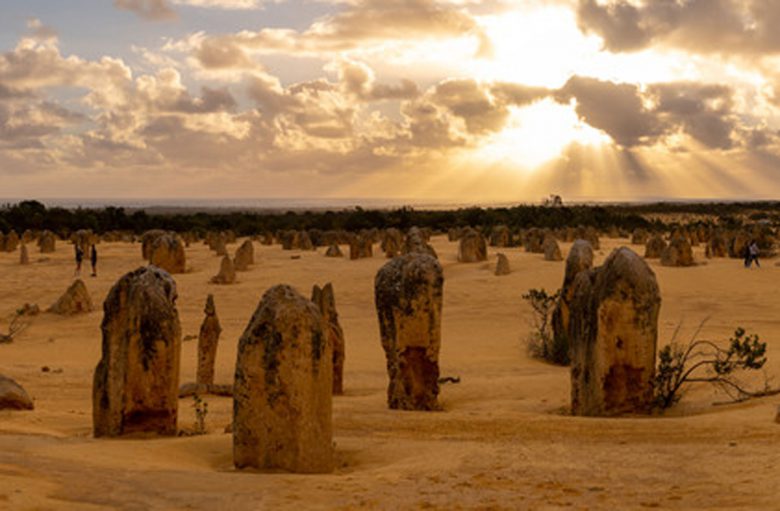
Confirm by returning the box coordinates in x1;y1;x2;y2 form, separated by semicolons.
324;244;343;257
543;236;563;261
19;244;29;265
196;294;222;386
551;240;594;365
38;230;56;253
211;255;236;284
402;227;438;259
48;279;93;315
644;235;666;259
494;253;511;276
233;239;254;271
312;283;346;395
0;374;34;410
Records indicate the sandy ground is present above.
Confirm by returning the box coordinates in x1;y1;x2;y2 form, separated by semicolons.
0;235;778;510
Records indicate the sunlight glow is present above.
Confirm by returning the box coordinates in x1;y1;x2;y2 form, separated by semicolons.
471;99;611;170
473;7;598;88
473;6;707;88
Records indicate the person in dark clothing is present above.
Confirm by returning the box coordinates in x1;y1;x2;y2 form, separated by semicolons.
90;244;98;277
747;240;760;268
74;245;84;277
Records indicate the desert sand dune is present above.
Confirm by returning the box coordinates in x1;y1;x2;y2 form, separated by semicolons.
1;236;779;510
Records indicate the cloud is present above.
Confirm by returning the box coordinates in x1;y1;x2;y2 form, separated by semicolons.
557;76;662;147
1;13;778;200
114;0;177;21
0;101;84;149
171;0;263;8
184;0;491;66
247;72;357;143
0;84;35;100
430;79;509;134
26;19;58;42
115;0;267;20
576;0;780;55
0;38;132;99
194;35;257;69
557;76;740;150
489;83;551;106
399;96;465;149
648;82;736;149
329;59;419;101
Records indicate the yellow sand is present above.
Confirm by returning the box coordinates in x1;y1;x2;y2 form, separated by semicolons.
0;237;778;510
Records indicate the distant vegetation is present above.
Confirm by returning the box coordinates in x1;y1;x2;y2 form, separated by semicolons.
3;199;780;237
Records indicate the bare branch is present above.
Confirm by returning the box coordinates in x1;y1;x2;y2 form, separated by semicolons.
654;324;770;410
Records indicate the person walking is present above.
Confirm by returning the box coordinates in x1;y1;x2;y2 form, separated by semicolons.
74;244;84;277
90;244;98;277
747;240;760;268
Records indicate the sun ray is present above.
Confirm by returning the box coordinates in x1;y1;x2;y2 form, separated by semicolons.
467;99;611;173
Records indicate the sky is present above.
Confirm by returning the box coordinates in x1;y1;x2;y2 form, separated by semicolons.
2;0;780;202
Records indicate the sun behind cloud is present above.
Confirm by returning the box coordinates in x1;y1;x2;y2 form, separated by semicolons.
471;99;611;171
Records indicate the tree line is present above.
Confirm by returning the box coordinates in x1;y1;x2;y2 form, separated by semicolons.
1;200;777;237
